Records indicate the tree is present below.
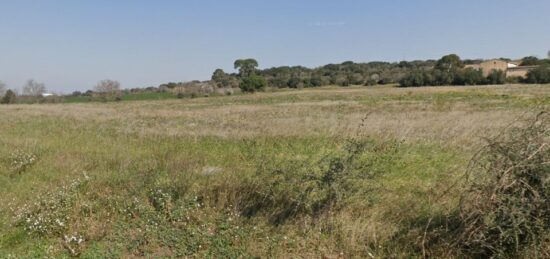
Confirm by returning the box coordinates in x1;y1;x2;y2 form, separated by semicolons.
234;59;259;77
399;70;432;87
22;80;46;96
435;54;464;72
94;79;121;98
486;70;506;85
0;81;5;96
211;69;229;87
239;75;267;93
287;77;301;88
1;89;16;104
520;56;539;66
525;66;550;84
455;68;485;85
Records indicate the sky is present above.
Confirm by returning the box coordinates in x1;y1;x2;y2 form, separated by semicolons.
0;0;549;93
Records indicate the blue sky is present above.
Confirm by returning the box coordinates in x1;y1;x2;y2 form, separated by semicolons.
0;0;549;92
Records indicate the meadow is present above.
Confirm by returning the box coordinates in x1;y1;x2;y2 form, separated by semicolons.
0;84;549;258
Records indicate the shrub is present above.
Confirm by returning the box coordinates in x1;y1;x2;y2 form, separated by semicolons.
506;76;523;84
1;89;17;104
239;75;267;93
14;173;91;256
236;138;392;224
456;112;550;257
486;69;506;85
399;70;432;87
9;149;37;174
454;68;485;85
525;66;550;84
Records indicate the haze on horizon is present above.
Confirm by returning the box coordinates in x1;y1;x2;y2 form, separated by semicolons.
0;0;549;93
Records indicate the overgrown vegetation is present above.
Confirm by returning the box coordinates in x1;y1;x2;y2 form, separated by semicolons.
526;65;550;84
0;85;548;257
455;112;550;257
399;55;550;87
411;112;550;258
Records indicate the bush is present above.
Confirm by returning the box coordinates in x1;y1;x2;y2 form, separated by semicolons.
399;70;432;87
506;76;522;84
525;66;550;84
456;112;550;257
9;149;37;174
486;69;506;85
454;68;485;85
239;75;267;93
236;138;393;224
431;70;454;86
1;89;16;104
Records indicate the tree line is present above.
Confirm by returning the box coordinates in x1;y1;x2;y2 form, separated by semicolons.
399;55;550;87
211;58;438;92
0;79;122;104
2;54;549;103
211;55;550;92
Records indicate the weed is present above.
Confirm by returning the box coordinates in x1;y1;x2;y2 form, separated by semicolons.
9;149;37;174
456;112;550;257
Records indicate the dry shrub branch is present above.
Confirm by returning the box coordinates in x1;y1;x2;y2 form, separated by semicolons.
456;111;550;257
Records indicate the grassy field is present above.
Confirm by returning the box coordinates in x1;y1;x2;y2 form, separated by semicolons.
63;92;178;103
0;84;549;258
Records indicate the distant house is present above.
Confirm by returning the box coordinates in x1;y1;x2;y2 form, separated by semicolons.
41;93;55;97
465;59;537;78
507;66;538;78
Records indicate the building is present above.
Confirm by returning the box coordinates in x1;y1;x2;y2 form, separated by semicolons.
507;66;538;78
464;59;536;78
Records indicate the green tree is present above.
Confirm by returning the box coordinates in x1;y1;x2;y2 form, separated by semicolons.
399;70;432;87
287;77;301;88
525;65;550;84
234;59;259;77
454;68;485;85
431;70;453;86
1;89;16;104
486;70;506;85
211;69;229;87
239;75;267;93
435;54;464;72
520;56;539;66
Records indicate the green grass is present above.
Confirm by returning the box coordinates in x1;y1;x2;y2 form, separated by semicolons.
0;84;548;257
63;91;178;103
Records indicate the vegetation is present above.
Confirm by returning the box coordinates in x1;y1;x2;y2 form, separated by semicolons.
93;79;121;100
234;59;259;78
526;65;550;84
399;55;550;87
0;81;5;97
3;55;550;105
239;75;267;93
0;85;548;257
455;112;550;257
0;89;16;104
22;80;46;96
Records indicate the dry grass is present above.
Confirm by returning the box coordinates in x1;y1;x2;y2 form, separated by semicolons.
2;84;548;147
0;84;548;257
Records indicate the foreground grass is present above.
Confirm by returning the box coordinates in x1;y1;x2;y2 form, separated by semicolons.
0;84;548;257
